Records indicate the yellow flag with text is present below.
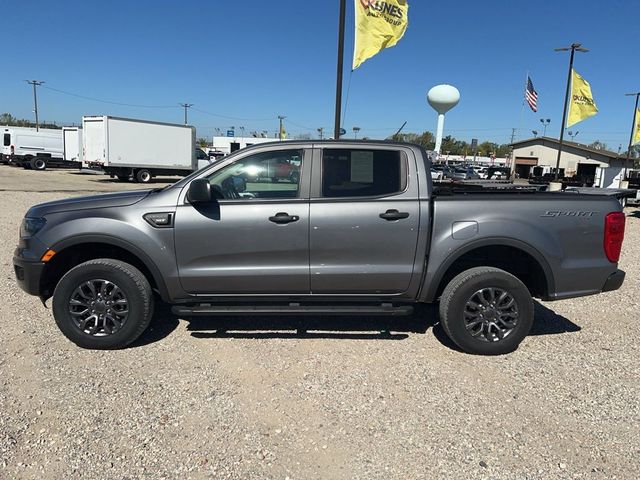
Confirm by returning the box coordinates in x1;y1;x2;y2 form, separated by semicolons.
633;109;640;145
353;0;409;70
567;69;598;127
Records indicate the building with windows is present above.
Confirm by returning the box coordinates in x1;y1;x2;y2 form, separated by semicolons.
510;137;631;187
210;136;288;155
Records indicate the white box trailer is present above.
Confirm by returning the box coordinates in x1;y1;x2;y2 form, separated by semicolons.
82;116;204;182
63;127;83;162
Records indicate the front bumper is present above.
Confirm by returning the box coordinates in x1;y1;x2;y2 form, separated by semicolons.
13;255;45;296
602;269;625;293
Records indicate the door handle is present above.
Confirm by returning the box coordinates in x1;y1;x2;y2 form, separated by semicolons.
379;209;410;221
269;212;300;224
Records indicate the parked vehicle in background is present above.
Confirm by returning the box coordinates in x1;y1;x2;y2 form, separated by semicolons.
82;116;203;183
451;167;480;180
13;140;626;356
1;127;63;169
430;168;444;181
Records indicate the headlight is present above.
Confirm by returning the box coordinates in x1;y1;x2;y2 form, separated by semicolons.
20;217;46;238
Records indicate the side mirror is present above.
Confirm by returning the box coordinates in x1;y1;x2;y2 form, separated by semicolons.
187;178;212;203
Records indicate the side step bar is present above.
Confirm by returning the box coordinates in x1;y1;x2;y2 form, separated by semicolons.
172;303;414;317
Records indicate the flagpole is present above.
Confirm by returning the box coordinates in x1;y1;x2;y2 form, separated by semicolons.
624;92;640;173
334;0;347;140
553;43;588;181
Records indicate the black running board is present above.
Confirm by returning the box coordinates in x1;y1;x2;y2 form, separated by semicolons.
172;303;414;317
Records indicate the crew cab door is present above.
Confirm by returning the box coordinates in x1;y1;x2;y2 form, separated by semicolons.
174;147;310;294
309;146;420;294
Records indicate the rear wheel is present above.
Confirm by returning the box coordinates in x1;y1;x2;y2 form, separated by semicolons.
439;267;534;355
52;259;153;349
31;157;47;170
135;169;152;183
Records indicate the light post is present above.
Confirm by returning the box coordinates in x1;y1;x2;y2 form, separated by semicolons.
540;118;551;137
624;92;640;171
179;103;193;125
24;80;44;131
353;126;361;139
568;130;579;141
532;130;538;138
317;127;324;140
553;43;589;180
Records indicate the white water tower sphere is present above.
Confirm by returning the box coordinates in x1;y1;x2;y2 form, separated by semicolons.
427;85;460;154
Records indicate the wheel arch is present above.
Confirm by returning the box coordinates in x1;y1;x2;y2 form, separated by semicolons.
421;238;555;303
41;235;170;302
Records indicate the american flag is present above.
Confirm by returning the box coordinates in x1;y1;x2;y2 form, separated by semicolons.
525;76;538;112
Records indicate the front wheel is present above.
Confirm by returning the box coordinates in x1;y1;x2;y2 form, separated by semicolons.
52;259;153;349
439;267;534;355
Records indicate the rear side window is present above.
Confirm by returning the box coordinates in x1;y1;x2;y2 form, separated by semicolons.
3;133;9;146
322;149;405;198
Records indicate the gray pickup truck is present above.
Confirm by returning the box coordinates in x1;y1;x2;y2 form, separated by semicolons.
13;141;626;355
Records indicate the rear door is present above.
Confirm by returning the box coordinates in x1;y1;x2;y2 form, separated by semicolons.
83;118;106;164
309;146;420;294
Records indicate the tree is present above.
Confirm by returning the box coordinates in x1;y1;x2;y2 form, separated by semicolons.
588;140;608;151
197;138;208;148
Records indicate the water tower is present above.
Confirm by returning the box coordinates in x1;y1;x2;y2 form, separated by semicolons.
427;85;460;154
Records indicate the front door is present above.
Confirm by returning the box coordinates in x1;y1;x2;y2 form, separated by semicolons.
174;147;310;294
309;147;420;294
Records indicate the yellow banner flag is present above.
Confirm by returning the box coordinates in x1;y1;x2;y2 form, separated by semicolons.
567;69;598;127
353;0;409;70
633;109;640;145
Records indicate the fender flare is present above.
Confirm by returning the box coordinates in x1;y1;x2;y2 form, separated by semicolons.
421;237;556;302
50;234;171;302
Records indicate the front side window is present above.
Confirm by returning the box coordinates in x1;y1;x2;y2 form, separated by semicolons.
205;149;302;200
3;133;10;146
322;149;405;198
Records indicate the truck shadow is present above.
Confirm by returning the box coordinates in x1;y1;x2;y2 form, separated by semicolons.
131;300;580;350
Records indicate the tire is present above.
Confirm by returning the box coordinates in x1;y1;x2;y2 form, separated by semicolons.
52;259;153;349
439;267;534;355
117;175;129;182
31;157;46;170
135;169;152;183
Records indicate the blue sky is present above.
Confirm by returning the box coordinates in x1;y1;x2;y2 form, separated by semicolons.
1;0;638;148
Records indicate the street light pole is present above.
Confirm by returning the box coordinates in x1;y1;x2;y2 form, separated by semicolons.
353;126;361;139
25;80;44;131
554;43;588;180
624;92;640;171
179;103;193;125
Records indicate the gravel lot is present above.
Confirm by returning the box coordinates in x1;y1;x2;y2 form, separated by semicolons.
1;167;638;479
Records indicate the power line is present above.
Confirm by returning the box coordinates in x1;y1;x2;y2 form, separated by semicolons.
190;106;273;121
41;85;177;108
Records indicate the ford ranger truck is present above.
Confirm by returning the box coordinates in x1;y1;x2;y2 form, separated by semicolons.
13;141;626;355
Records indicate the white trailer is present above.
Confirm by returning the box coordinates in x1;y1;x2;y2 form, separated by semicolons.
82;116;203;183
1;126;69;169
63;127;83;162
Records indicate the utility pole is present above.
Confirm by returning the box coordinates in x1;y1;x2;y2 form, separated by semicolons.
278;115;286;141
25;80;44;131
333;0;346;139
553;43;589;180
510;128;517;144
624;92;640;172
179;103;193;125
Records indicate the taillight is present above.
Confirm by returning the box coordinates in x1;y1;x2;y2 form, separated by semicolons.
604;212;625;263
10;145;14;154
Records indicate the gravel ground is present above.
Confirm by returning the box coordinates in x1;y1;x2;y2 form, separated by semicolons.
0;167;639;479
